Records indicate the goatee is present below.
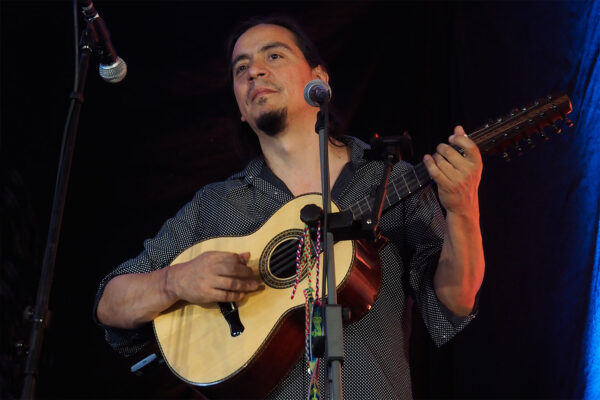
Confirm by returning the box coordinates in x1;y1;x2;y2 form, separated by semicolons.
256;108;287;137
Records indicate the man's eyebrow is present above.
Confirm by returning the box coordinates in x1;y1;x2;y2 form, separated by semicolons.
231;41;293;67
261;41;293;53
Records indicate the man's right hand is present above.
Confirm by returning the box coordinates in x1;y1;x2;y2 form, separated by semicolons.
167;251;261;304
97;251;260;329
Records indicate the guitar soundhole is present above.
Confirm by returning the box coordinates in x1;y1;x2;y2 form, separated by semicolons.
260;229;309;289
270;239;300;278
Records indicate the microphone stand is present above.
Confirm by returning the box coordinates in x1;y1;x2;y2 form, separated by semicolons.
21;26;95;400
304;121;408;399
315;104;344;400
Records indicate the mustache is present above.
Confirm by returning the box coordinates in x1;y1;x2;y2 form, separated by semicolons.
247;81;281;102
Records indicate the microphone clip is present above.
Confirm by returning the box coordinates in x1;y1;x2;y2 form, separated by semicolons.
79;0;127;83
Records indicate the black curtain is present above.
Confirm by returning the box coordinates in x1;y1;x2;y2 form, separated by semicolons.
2;1;598;398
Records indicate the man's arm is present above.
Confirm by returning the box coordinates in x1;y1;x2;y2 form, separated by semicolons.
96;251;259;329
423;126;485;317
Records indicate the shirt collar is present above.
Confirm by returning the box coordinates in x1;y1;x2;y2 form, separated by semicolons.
230;135;369;185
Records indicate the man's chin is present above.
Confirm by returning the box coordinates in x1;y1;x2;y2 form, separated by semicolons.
255;108;288;137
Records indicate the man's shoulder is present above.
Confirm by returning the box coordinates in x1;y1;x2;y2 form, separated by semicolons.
340;135;369;162
192;156;264;197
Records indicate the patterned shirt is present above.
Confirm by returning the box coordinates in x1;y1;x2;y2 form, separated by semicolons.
94;136;476;399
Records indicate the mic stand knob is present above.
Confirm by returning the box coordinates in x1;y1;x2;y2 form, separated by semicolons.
300;204;323;242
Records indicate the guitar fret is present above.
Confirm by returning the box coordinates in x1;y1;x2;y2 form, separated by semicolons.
401;174;411;194
356;201;363;215
349;203;359;219
412;168;422;187
390;178;400;202
404;175;417;192
349;164;434;220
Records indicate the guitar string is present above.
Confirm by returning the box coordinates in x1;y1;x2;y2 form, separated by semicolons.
267;241;299;279
269;240;299;268
270;243;301;277
360;100;565;217
349;165;424;220
466;99;550;140
466;100;564;147
346;98;565;221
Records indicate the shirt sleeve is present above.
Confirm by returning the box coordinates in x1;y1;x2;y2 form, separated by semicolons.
92;187;209;357
401;183;478;347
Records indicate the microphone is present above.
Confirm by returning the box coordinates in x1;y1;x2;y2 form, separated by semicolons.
304;79;332;107
80;0;127;83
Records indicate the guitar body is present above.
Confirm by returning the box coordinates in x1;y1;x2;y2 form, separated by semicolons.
151;93;573;398
153;194;382;398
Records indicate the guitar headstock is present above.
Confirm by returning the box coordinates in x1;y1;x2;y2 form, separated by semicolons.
469;94;573;160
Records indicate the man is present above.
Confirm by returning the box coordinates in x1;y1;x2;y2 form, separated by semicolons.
95;16;484;399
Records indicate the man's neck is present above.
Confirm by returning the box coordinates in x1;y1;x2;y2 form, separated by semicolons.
257;118;349;197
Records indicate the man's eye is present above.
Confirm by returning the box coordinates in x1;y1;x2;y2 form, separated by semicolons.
235;65;248;74
269;53;282;60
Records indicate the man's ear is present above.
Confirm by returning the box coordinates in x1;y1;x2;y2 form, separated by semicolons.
240;114;246;122
312;65;329;83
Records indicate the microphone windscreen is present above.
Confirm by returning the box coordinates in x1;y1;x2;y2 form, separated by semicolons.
99;57;127;83
304;79;332;107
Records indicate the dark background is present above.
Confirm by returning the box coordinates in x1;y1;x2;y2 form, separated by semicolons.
2;1;598;399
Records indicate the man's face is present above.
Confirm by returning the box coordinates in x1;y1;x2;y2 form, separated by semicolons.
231;24;327;135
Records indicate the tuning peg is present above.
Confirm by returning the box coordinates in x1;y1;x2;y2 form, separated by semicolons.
526;137;536;149
564;117;574;128
502;151;511;162
515;141;525;156
553;123;562;135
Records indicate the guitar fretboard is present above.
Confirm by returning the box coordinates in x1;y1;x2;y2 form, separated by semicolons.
344;94;572;221
346;162;432;220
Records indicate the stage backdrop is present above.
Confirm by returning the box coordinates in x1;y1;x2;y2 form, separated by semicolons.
1;1;599;399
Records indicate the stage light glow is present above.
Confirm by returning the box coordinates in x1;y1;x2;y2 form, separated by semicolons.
574;3;600;399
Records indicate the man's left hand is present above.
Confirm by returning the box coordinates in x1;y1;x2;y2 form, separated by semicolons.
423;126;482;217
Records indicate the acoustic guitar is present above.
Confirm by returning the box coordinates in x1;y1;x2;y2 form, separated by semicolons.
152;94;573;398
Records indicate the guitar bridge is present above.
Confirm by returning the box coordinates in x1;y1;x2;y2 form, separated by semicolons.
218;302;245;337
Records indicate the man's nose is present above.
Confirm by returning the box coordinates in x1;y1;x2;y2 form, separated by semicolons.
248;60;267;80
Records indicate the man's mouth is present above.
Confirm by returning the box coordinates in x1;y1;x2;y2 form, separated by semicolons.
249;87;277;102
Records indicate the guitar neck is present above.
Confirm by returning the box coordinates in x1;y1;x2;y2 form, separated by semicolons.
345;93;573;221
346;162;432;220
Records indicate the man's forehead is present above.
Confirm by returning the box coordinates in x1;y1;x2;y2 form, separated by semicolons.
231;24;298;60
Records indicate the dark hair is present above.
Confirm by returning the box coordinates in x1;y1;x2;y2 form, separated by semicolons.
225;15;343;161
225;15;328;83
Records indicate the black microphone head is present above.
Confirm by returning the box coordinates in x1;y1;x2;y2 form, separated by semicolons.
99;57;127;83
304;79;332;107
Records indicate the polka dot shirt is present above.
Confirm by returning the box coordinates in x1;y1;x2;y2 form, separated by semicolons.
94;136;476;399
